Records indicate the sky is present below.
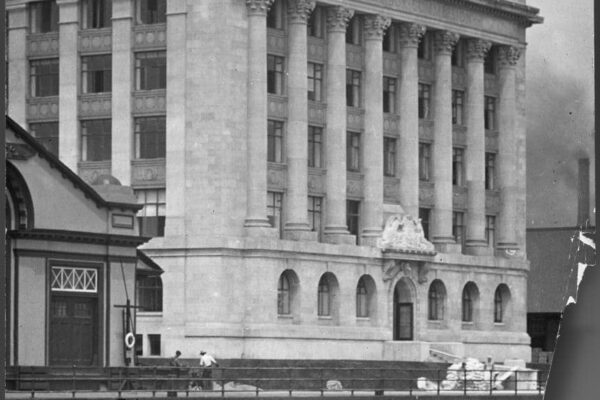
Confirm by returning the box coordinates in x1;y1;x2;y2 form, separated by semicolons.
525;0;595;228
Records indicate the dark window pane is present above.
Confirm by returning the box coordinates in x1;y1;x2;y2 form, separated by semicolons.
30;122;59;156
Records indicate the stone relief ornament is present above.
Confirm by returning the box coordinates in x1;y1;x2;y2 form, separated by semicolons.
377;214;435;252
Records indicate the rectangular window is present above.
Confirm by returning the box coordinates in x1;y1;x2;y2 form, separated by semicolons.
82;55;112;93
452;90;464;125
136;274;163;312
135;188;166;237
346;69;361;107
29;1;58;33
135;51;166;90
453;211;465;247
30;59;59;97
267;120;284;163
81;119;111;161
347;200;360;243
346;131;360;172
383;77;396;113
419;142;431;181
148;334;161;356
417;32;431;60
419;208;431;240
485;96;496;130
308;196;322;240
307;62;323;101
345;16;361;45
452;147;465;186
136;0;166;25
308;126;322;168
29;122;59;157
486;215;496;247
418;83;431;119
382;25;395;53
81;0;112;29
485;153;496;190
484;47;496;74
267;55;285;95
267;191;283;236
307;5;324;38
383;137;396;177
134;116;166;159
267;0;285;30
452;40;464;67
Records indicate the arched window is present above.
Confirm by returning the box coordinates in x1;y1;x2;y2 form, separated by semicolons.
318;276;330;316
136;274;163;312
356;277;368;317
494;284;510;323
278;274;290;315
462;288;472;322
428;280;446;321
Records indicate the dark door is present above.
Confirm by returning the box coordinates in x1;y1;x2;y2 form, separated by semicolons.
394;302;413;340
50;296;98;365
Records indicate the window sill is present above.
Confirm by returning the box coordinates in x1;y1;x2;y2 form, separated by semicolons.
318;315;333;320
356;317;370;321
277;314;293;320
494;322;505;327
138;311;163;318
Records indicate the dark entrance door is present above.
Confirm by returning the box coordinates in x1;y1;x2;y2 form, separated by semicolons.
49;296;98;365
395;303;413;340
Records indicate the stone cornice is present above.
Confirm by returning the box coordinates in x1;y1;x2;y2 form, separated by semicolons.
466;38;492;61
246;0;274;16
433;30;459;55
326;6;354;33
288;0;316;24
496;45;521;67
363;14;391;40
397;22;426;48
8;229;149;247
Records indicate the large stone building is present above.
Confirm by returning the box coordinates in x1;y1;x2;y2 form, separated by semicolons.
6;0;542;362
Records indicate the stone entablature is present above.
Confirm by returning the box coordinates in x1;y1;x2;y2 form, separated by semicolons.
79;93;112;118
132;23;166;50
27;97;59;121
27;32;59;57
132;90;166;115
131;158;166;187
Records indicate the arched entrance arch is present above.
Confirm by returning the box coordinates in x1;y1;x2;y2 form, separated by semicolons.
393;278;415;340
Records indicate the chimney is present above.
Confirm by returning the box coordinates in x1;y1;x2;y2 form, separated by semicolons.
577;158;590;227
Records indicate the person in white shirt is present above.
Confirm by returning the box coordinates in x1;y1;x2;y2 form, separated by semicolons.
199;350;219;390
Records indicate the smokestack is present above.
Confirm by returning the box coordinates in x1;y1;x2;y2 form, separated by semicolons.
577;158;590;227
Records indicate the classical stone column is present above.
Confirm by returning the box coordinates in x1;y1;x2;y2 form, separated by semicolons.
7;3;28;126
164;0;187;237
244;0;275;236
431;31;459;251
464;39;491;255
283;0;317;241
496;45;521;252
396;23;425;219
323;6;355;245
57;0;79;171
111;0;133;185
361;14;390;247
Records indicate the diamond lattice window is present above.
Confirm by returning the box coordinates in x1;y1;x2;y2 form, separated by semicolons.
51;267;98;293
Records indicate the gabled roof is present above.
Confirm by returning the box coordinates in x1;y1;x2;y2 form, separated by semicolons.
137;250;164;275
6;115;141;212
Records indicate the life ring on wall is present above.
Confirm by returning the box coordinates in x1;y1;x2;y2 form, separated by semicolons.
124;332;136;349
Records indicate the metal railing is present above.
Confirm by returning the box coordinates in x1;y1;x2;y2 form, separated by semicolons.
5;365;548;398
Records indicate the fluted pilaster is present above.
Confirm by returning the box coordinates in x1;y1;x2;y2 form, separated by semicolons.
361;14;390;246
323;6;355;245
496;45;521;253
397;23;425;219
244;0;276;235
284;0;317;241
464;38;492;254
431;30;459;251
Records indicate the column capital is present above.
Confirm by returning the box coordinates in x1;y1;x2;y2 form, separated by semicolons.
466;38;492;61
326;6;354;33
246;0;274;16
288;0;316;24
497;45;522;68
433;30;459;55
397;22;425;48
363;14;391;40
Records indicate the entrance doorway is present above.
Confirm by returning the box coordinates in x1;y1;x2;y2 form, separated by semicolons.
393;279;414;340
49;295;98;365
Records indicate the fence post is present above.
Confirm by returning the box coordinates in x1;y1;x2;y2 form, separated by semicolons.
514;370;518;395
462;363;467;396
320;368;324;396
489;364;493;395
221;370;225;398
288;367;292;396
436;368;440;396
72;364;76;397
